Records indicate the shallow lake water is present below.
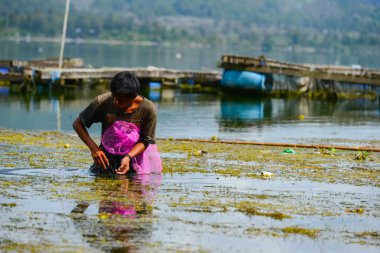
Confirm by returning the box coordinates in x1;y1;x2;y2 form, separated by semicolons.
0;130;379;252
1;168;379;253
1;40;379;145
0;85;379;146
0;41;379;252
1;40;380;69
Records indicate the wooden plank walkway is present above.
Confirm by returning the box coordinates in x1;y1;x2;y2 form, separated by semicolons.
218;55;380;86
32;67;221;86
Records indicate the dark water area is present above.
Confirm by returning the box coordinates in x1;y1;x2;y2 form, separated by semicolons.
0;84;379;146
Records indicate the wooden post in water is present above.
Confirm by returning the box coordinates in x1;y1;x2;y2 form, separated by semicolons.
58;0;71;85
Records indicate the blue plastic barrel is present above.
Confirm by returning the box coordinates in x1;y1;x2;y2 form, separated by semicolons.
221;70;266;90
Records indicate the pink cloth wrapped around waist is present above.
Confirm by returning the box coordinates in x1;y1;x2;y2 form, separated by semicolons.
101;120;162;174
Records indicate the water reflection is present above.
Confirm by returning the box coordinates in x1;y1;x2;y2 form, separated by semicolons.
0;86;379;142
219;96;272;130
0;85;109;131
218;94;379;131
71;173;162;252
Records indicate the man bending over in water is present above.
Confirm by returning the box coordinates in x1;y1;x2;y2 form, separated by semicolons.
73;71;162;175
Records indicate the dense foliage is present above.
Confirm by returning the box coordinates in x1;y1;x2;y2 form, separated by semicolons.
1;0;379;51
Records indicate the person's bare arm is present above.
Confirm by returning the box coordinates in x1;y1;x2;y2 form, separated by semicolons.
116;142;146;174
72;117;109;169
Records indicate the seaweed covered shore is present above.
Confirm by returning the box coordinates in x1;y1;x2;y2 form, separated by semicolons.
0;129;379;252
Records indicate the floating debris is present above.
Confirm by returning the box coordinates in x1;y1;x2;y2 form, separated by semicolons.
261;171;273;178
282;148;296;154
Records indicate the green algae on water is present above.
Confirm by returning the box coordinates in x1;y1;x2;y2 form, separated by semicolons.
1;129;380;251
235;201;291;220
281;226;320;238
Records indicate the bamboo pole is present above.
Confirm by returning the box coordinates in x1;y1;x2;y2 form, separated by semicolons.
163;138;380;152
58;0;71;72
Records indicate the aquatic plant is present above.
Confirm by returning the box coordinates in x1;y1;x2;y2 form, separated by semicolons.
235;201;291;220
281;226;320;238
210;136;219;142
354;151;369;161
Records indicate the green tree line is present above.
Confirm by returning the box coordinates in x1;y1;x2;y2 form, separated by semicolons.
1;0;379;51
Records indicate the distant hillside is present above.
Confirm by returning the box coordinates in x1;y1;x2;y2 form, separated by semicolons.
1;0;379;51
88;0;380;33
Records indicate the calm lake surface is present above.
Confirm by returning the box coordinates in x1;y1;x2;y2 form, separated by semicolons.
1;41;380;253
0;86;379;145
1;40;380;69
0;40;379;145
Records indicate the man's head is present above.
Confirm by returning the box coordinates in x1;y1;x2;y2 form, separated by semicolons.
110;71;140;99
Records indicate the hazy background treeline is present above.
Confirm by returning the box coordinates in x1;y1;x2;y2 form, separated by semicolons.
1;0;379;52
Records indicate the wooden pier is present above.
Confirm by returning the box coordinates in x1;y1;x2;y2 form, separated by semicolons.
0;58;84;84
0;58;221;87
2;56;380;99
218;55;380;86
31;66;221;86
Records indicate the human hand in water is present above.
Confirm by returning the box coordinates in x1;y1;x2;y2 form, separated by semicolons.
91;148;109;170
116;156;130;174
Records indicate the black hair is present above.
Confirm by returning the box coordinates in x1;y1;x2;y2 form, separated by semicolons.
110;71;140;99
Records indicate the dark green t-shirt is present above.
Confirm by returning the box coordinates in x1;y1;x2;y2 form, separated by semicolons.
79;92;157;145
